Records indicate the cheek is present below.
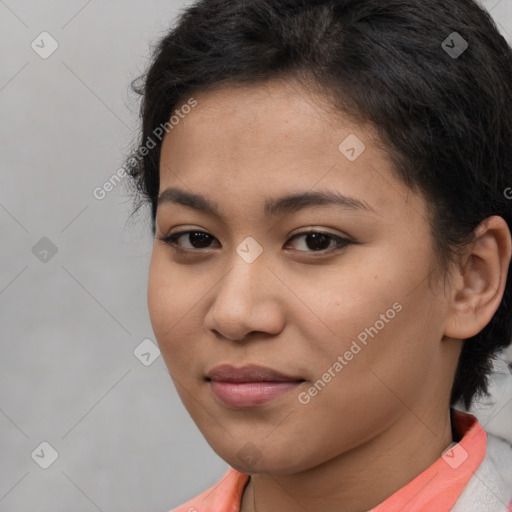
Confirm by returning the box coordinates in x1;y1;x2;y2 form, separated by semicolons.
311;287;441;419
147;255;170;338
147;249;197;326
147;249;238;391
300;249;438;394
300;265;403;361
147;252;198;365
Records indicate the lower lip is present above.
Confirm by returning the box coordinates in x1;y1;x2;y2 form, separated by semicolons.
209;380;303;407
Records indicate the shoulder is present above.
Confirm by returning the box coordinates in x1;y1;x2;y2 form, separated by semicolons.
459;350;512;444
451;433;512;512
485;433;512;491
168;468;250;512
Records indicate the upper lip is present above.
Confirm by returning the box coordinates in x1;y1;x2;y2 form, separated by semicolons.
206;364;304;383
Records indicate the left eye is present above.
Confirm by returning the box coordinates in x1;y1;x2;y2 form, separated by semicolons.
158;230;351;253
287;231;351;252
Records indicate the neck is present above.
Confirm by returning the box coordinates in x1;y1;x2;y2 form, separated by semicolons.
242;407;454;512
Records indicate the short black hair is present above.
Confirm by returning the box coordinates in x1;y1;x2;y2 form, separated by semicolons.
125;0;512;409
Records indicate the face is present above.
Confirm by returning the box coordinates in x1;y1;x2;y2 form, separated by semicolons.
148;79;458;474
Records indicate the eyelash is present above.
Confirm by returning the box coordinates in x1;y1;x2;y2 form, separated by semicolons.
157;230;352;255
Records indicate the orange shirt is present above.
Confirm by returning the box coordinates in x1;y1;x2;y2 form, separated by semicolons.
170;411;511;512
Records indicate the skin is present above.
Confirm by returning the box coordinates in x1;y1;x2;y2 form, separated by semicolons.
147;78;512;512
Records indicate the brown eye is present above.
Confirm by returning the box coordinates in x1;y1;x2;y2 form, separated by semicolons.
158;231;220;250
286;231;351;253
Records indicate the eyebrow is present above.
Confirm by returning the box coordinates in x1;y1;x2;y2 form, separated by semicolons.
157;187;376;219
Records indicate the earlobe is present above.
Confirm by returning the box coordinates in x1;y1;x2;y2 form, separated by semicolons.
444;216;512;340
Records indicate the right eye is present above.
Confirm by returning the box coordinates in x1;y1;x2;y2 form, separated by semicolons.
158;230;220;251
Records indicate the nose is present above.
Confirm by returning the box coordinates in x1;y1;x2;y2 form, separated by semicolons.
203;251;285;342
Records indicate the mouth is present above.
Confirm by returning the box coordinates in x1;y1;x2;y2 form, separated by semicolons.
205;364;306;408
205;363;305;383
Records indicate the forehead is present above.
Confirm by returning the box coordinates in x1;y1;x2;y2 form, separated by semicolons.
168;79;375;153
158;79;427;224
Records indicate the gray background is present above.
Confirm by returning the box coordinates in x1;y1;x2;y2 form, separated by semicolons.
0;1;511;511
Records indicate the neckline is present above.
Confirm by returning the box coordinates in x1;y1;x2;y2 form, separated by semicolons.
236;411;485;512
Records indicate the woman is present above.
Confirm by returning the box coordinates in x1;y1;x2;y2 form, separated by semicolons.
125;0;512;510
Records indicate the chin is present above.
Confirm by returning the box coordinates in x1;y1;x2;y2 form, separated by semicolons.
219;446;311;475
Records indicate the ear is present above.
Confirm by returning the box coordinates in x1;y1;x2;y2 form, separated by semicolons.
444;216;512;340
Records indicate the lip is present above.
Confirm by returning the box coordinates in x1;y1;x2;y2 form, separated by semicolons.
206;364;305;408
209;381;303;407
206;364;304;383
